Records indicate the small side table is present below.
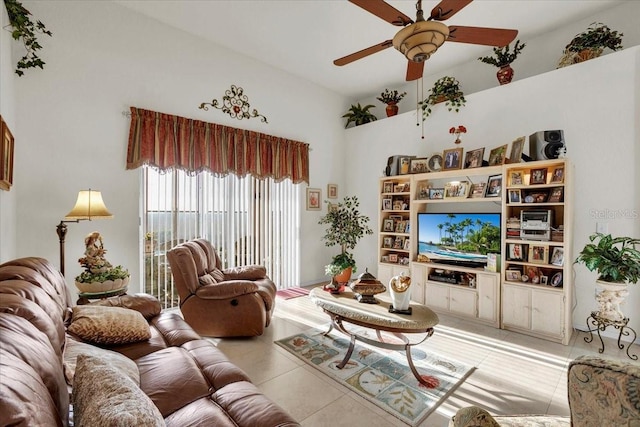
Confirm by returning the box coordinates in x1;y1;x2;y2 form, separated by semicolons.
77;287;128;305
585;311;638;360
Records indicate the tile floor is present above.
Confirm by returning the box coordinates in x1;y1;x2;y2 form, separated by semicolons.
208;289;637;427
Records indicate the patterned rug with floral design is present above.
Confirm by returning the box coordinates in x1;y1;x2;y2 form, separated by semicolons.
275;326;474;426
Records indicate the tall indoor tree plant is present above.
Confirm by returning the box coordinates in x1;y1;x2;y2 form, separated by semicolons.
318;196;373;291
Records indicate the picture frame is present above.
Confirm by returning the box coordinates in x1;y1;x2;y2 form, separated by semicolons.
548;187;564;203
442;147;463;171
485;174;502;197
389;254;399;263
383;181;394;194
540;275;549;286
392;199;404;211
550;166;565;183
382;236;394;248
382;198;392;210
523;190;549;203
0;116;14;191
403;239;411;250
550;247;564;266
393;236;404;249
463;147;484;169
551;272;563;287
404;222;410;233
382;219;394;232
508;189;521;204
525;265;541;281
381;255;389;263
427;154;443;172
469;182;486;198
488;144;508;166
530;168;548;185
508;136;525;163
429;188;444;200
398;156;411;175
444;181;471;199
528;244;549;264
395;220;406;233
416;183;430;200
506;270;522;281
509;170;524;186
327;202;338;212
410;157;429;174
306;188;321;210
327;183;338;199
389;215;403;222
507;243;527;261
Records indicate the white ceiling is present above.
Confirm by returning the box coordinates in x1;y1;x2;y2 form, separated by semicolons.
117;0;623;99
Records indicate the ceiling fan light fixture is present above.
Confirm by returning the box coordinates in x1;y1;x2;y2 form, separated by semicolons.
392;21;449;62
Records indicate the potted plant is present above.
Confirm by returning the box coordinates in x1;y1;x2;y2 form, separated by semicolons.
376;89;407;117
75;232;130;294
318;196;373;292
478;39;526;85
575;233;640;321
342;103;377;128
558;23;623;67
419;76;466;120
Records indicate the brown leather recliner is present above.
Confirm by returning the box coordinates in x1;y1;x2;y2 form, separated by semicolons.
167;239;276;337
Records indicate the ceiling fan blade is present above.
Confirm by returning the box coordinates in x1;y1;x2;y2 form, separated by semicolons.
334;40;393;66
406;61;424;81
447;26;518;47
430;0;473;21
349;0;412;26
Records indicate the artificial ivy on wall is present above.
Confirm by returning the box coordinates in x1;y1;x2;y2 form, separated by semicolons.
3;0;52;76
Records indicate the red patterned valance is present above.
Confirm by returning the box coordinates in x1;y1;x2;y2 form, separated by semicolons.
126;107;309;184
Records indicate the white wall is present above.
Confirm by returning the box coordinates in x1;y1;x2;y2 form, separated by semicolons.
344;47;640;335
6;1;349;296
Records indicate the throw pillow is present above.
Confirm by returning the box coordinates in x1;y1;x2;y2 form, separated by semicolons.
452;406;501;427
68;305;151;345
73;353;164;427
63;338;139;386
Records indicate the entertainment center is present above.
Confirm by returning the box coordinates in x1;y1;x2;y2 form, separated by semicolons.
378;158;573;344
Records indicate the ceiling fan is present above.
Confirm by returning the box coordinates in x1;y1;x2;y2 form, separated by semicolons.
334;0;518;81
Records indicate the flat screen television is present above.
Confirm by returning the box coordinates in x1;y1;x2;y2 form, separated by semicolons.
417;212;501;268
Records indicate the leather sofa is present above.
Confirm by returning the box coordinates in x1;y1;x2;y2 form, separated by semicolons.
167;239;276;337
0;257;299;427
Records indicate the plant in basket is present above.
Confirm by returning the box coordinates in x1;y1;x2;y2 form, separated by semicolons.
558;22;623;67
419;76;466;120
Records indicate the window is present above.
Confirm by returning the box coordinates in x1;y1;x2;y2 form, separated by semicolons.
142;166;301;308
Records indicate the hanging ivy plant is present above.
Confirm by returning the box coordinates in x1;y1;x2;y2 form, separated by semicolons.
3;0;52;76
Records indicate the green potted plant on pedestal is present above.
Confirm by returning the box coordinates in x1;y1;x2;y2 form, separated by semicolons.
558;22;623;68
575;233;640;322
478;39;526;85
419;76;466;120
377;89;407;117
342;103;377;128
318;196;373;293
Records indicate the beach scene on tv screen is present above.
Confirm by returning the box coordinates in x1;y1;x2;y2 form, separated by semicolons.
418;213;501;265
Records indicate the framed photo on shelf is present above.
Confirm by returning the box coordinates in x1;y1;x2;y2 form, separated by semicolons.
530;168;548;185
417;183;430;200
469;182;486;198
540;275;549;286
488;144;508;166
443;148;463;170
463;147;484;169
383;181;394;194
485;174;502;197
327;184;338;199
550;247;564;266
306;188;321;210
389;214;403;222
548;187;564;203
403;239;411;250
429;188;444;200
405;222;410;233
528;244;549;264
410;157;429;174
523;190;549;203
525;265;541;281
395;220;406;233
551;272;563;287
506;270;522;281
393;236;404;249
508;189;521;204
428;154;443;172
444;181;471;199
382;198;392;210
392;199;405;211
508;136;525;164
389;254;399;263
398;157;411;175
509;170;524;186
381;255;389;263
550;166;565;183
382;219;394;232
507;243;527;261
382;237;393;248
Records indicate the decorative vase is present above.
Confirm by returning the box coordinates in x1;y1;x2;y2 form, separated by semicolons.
496;65;514;85
594;279;629;322
385;102;399;117
389;273;411;312
334;267;352;286
75;276;130;294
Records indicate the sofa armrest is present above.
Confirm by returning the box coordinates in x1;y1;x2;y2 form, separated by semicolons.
222;265;267;281
195;281;259;300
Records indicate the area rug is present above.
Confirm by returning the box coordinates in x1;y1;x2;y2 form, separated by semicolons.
276;287;310;300
275;326;474;426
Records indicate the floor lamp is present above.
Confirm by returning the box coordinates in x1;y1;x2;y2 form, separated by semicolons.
56;189;113;276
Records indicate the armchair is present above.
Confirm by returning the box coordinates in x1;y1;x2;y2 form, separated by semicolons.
166;239;276;337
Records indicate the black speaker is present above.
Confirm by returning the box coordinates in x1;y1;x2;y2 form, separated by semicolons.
529;130;565;160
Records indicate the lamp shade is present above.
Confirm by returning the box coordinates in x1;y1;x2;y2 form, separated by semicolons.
64;190;113;220
392;21;449;63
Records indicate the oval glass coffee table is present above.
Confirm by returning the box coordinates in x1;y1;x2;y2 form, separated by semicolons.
310;287;439;386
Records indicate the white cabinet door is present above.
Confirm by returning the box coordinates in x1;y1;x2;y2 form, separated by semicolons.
502;284;530;329
531;289;564;337
410;264;427;304
449;287;476;317
426;283;450;311
477;273;498;323
377;264;394;288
